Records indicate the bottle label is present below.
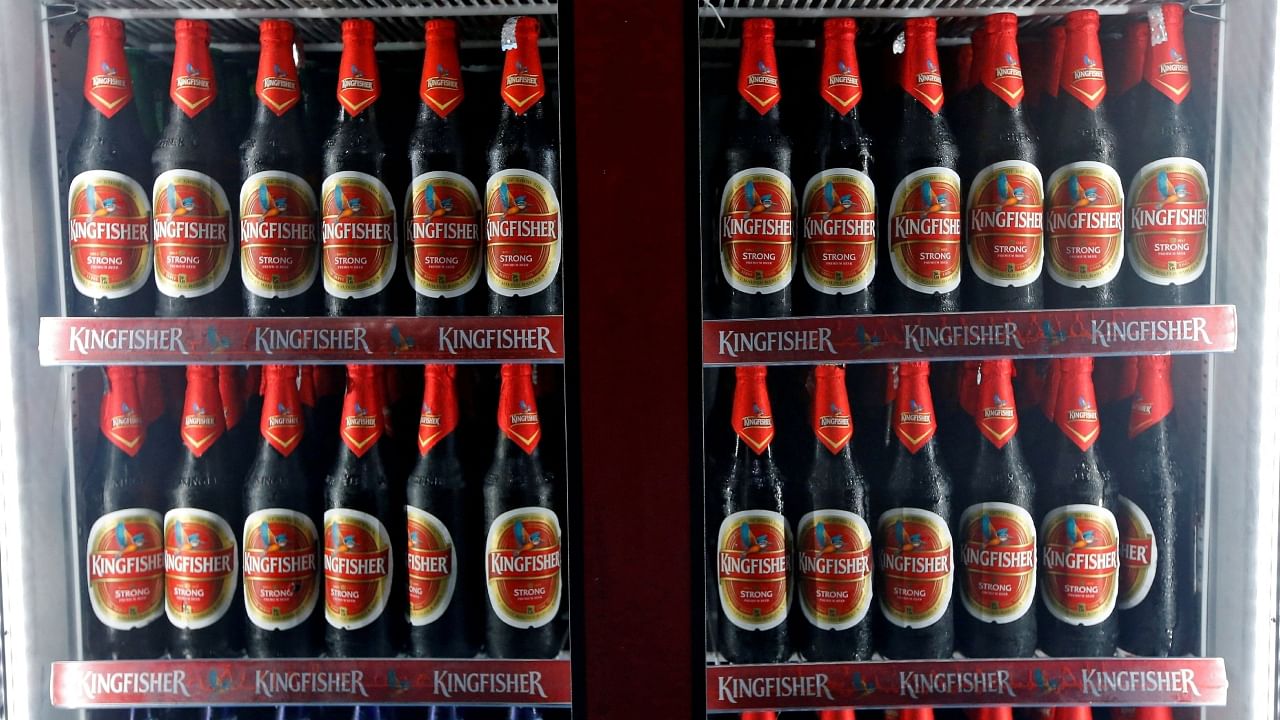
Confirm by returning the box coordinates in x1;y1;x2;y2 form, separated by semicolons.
1116;495;1158;610
1045;161;1125;289
902;34;945;114
86;508;165;630
984;45;1026;108
888;167;963;294
170;41;217;118
717;510;789;630
893;376;937;453
68;170;153;300
484;169;561;298
321;171;398;300
420;366;459;455
406;505;457;626
820;38;862;114
976;380;1020;449
337;53;379;117
256;48;301;116
420;36;464;117
242;508;320;631
261;391;304;457
1060;39;1107;110
152;169;234;298
801;169;876;295
731;371;775;453
1056;374;1102;452
796;510;873;630
876;507;954;629
164;508;239;630
1128;374;1174;439
1039;504;1120;626
501;30;546;114
100;381;146;456
719;167;795;294
811;369;853;453
485;506;562;628
738;37;781;114
407;171;483;299
1145;29;1191;104
323;508;393;630
1126;157;1210;286
958;502;1037;624
239;170;319;299
85;34;133;118
966;161;1044;288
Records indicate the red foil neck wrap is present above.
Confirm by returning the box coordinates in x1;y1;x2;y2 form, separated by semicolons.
818;712;857;720
170;19;217;118
1059;10;1108;110
136;368;165;427
983;13;1025;107
1046;25;1066;98
500;17;545;114
340;364;384;457
967;24;990;92
959;361;981;418
1119;19;1150;95
421;19;465;117
976;359;1020;449
299;366;317;408
966;709;1014;720
256;20;301;116
738;18;781;115
820;18;862;114
812;364;853;454
101;366;145;456
182;365;226;457
218;366;245;432
1054;356;1100;451
498;363;541;454
894;361;937;453
1129;354;1174;438
337;19;379;116
901;17;945;115
85;17;134;118
733;365;774;454
260;365;304;456
419;364;459;455
1145;3;1191;103
1042;358;1062;422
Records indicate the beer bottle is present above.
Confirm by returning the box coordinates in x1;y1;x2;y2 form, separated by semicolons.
1095;356;1137;475
67;17;154;317
886;18;963;313
956;359;1038;658
322;20;398;317
483;364;566;658
791;364;873;661
152;20;238;317
165;365;242;658
963;13;1045;311
240;20;321;317
83;367;166;659
407;365;481;658
324;365;395;656
242;365;322;658
717;19;794;319
799;18;876;316
875;361;954;659
408;20;483;317
1037;356;1119;657
1044;10;1125;309
715;365;789;663
1116;355;1180;656
486;18;563;316
1122;4;1210;306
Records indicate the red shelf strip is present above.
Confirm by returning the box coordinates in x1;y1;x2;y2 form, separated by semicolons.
705;657;1227;711
703;305;1237;365
38;316;565;365
51;658;571;707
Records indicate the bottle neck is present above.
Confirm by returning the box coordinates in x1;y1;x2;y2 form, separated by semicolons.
811;367;853;456
84;21;135;120
180;368;227;461
1059;22;1108;112
100;368;146;457
899;27;945;116
973;367;1020;449
731;371;775;457
501;26;547;116
421;24;465;120
893;369;937;454
1143;7;1191;105
259;367;305;458
1054;367;1101;452
738;30;782;116
169;27;217;121
339;368;385;458
418;367;460;459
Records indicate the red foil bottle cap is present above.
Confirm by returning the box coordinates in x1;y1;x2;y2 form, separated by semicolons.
959;361;982;417
501;17;546;114
1049;708;1093;720
256;19;301;116
976;359;1020;448
738;18;781;115
887;710;935;720
739;714;777;720
901;17;945;114
182;365;226;458
170;19;217;118
812;364;853;453
1129;354;1174;438
419;364;459;455
1054;356;1100;451
337;19;379;116
1145;3;1191;103
498;363;542;454
818;711;857;720
894;361;936;453
217;366;245;431
732;365;774;454
968;23;991;91
421;19;465;117
1059;9;1107;110
820;18;862;114
983;13;1026;107
340;364;384;457
966;708;1014;720
1119;19;1150;95
1046;25;1066;98
260;365;304;456
84;16;134;118
101;366;145;456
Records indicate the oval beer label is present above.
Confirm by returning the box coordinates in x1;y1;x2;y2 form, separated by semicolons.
164;508;238;629
407;171;482;299
796;509;873;630
152;169;233;298
876;507;954;629
1116;495;1158;610
321;171;397;299
801;169;876;294
888;167;963;294
323;508;393;630
1045;161;1125;288
966;160;1044;288
958;502;1037;624
485;506;562;628
1040;503;1120;626
484;169;561;298
718;510;789;630
86;508;165;630
239;170;319;299
242;508;319;631
720;167;795;294
406;505;457;626
68;170;152;300
1126;157;1210;286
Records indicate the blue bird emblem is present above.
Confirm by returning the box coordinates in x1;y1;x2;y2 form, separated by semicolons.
823;181;854;216
1034;668;1061;693
739;521;768;555
997;173;1026;207
1156;171;1189;208
331;522;357;553
815;521;845;554
498;183;528;215
744;180;773;215
100;61;117;76
855;325;881;350
920;180;948;216
185;63;200;77
349;64;364;78
273;63;287;78
1069;175;1099;208
115;522;145;553
259;521;287;552
514;519;543;554
837;60;851;74
1083;54;1096;67
437;63;449;77
387;670;411;692
981;514;1010;547
1066;515;1095;549
390;326;415;353
207;670;231;692
756;60;772;75
895;518;923;553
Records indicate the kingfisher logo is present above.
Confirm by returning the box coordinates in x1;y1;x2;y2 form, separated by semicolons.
263;64;298;92
916;58;942;86
1072;54;1105;83
92;61;127;89
741;403;773;430
176;63;211;90
341;65;375;92
747;60;779;87
507;60;540;87
80;669;191;699
1159;48;1190;77
428;64;461;91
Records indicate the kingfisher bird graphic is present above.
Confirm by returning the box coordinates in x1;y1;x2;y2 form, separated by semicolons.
259;521;287;552
738;521;769;555
115;522;145;553
513;519;543;555
101;61;117;76
815;521;846;554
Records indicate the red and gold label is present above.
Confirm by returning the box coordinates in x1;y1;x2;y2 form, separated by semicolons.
408;171;482;299
260;389;304;457
732;366;775;454
1116;495;1158;610
84;19;134;118
876;507;954;629
164;508;238;629
1126;157;1209;286
888;167;963;294
323;508;393;630
820;21;861;114
1060;32;1107;110
1040;504;1120;625
1046;161;1125;289
419;364;459;455
500;18;546;115
975;367;1020;449
811;365;853;453
717;510;789;630
901;32;945;114
984;39;1026;108
68;170;152;300
240;170;319;300
406;505;457;626
966;161;1044;288
152;169;233;299
99;373;146;456
337;42;379;117
1145;14;1191;104
738;27;781;115
321;171;397;300
485;506;562;628
1055;367;1102;452
170;31;217;118
796;510;873;630
1128;358;1174;439
484;169;561;298
180;371;225;457
893;372;937;454
86;508;165;630
801;169;876;295
958;502;1037;624
498;369;541;455
720;167;795;294
242;508;319;630
421;21;465;117
256;25;301;116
